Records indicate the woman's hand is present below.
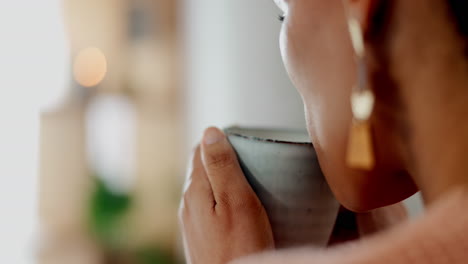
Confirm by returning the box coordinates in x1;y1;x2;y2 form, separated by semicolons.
179;127;275;264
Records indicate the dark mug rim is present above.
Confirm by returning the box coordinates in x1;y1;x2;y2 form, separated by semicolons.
224;126;313;146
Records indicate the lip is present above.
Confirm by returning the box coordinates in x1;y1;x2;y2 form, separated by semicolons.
224;126;313;146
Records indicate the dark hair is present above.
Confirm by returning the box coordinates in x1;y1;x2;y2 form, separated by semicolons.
366;0;468;144
367;0;468;56
447;0;468;39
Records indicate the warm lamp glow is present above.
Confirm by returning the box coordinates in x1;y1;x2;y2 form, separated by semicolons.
73;47;107;87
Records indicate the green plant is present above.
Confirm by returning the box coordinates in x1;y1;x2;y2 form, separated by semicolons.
89;177;132;249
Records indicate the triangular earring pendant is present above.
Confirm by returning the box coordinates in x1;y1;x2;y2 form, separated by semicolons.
346;120;375;170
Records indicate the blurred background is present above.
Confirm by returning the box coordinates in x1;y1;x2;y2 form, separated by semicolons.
0;0;422;263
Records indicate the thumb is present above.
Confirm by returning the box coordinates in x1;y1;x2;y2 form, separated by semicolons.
200;127;254;207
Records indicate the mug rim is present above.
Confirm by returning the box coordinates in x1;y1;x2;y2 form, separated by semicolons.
224;126;313;146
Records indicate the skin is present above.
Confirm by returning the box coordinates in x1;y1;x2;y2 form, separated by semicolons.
180;0;468;263
278;0;419;211
180;132;274;264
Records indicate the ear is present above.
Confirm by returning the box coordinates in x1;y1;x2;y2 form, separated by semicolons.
343;0;380;33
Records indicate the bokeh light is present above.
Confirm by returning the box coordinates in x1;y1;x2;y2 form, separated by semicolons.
73;47;107;87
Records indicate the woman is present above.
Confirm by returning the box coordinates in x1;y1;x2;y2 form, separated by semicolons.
179;0;468;263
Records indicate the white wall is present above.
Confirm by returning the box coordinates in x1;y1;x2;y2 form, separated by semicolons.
0;1;70;263
182;0;306;148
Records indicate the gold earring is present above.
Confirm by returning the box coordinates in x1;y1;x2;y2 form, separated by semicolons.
346;18;376;170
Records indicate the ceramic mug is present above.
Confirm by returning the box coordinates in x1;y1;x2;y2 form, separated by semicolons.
225;126;340;249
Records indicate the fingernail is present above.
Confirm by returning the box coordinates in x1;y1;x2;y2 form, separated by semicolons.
203;127;224;145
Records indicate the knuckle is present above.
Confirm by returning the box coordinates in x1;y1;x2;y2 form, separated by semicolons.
191;167;205;178
206;151;235;170
182;191;192;208
193;144;201;154
217;190;263;216
188;170;210;192
237;195;263;216
179;199;190;221
193;145;202;162
216;190;233;209
188;147;202;172
190;144;201;159
178;206;185;220
185;168;201;190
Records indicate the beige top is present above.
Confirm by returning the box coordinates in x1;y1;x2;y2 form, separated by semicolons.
234;188;468;264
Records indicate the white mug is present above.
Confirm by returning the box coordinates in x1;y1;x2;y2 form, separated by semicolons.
225;126;340;248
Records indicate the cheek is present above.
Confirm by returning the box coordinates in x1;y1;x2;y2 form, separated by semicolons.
278;1;367;206
277;1;416;210
278;15;311;99
279;1;355;149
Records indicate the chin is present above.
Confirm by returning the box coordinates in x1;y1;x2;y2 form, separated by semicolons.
337;192;416;213
331;172;419;212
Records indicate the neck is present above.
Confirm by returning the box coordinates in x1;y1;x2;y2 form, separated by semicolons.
404;62;468;205
386;0;468;205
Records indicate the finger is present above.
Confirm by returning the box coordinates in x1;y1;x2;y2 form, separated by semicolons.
183;145;199;193
230;248;315;264
183;145;215;211
200;127;254;207
188;145;209;183
183;145;203;193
